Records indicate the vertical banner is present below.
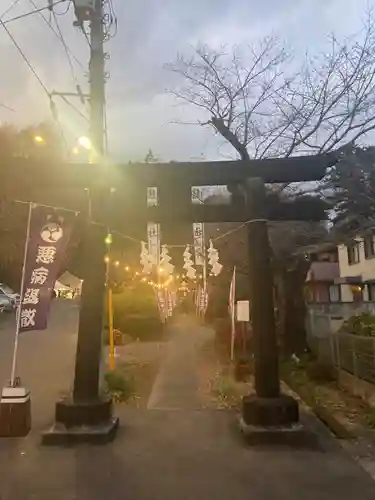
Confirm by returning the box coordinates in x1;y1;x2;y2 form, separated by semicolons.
166;290;174;317
155;288;167;323
147;187;160;265
229;267;236;361
192;187;205;267
193;223;205;266
19;205;75;332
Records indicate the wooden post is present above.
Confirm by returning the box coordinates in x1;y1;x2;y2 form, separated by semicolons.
245;178;280;397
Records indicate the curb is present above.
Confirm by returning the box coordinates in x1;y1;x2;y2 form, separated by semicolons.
282;375;355;440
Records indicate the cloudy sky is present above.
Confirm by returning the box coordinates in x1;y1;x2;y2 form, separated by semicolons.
0;0;372;161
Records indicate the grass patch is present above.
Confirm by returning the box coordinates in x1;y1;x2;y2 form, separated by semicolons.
104;368;135;403
281;356;375;436
211;374;240;408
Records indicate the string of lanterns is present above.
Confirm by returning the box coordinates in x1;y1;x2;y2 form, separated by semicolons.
103;255;205;290
103;230;223;292
140;240;223;279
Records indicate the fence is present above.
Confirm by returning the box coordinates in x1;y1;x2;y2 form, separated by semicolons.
306;304;375;385
308;333;375;385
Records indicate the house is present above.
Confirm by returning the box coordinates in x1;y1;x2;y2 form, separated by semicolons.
304;243;341;303
337;232;375;302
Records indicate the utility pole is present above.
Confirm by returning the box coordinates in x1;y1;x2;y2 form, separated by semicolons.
88;0;105;159
43;0;118;445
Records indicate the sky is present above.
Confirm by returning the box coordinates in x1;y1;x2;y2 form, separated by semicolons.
0;0;373;162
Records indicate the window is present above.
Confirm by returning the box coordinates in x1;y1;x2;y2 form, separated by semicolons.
364;235;375;259
368;284;375;301
329;285;341;303
347;243;360;265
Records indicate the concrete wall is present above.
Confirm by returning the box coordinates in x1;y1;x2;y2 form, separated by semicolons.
338;236;375;301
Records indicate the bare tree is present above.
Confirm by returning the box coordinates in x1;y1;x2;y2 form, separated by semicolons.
167;12;375;160
166;15;375;353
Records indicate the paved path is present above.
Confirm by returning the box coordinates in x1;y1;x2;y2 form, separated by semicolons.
147;314;213;409
0;301;78;429
2;313;375;499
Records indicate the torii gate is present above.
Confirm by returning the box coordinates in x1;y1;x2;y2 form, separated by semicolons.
1;153;336;443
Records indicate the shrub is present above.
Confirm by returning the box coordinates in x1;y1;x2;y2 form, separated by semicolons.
340;312;375;337
111;284;163;341
103;328;132;346
211;375;238;406
104;369;134;402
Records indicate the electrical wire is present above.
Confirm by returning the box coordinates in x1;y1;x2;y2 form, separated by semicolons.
0;102;16;112
0;0;23;20
103;0;117;41
2;0;67;24
52;9;79;83
52;0;72;15
0;16;72;157
104;98;109;155
27;0;86;73
0;18;50;97
59;94;89;122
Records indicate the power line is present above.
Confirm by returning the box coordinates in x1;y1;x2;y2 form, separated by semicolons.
2;0;67;25
0;0;23;20
58;94;89;122
27;0;86;73
0;18;50;96
0;102;16;112
52;9;79;83
0;16;72;156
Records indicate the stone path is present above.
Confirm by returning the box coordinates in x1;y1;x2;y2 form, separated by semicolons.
147;314;213;409
2;314;375;499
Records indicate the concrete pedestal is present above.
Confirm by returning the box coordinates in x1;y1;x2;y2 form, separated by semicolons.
0;387;31;438
42;395;119;445
239;394;316;446
242;394;299;427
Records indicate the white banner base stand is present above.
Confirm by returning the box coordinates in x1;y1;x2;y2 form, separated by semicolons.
0;386;31;437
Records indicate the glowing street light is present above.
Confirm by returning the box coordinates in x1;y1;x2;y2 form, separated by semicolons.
124;266;130;271
104;255;110;264
72;146;80;156
114;261;120;267
34;135;44;144
78;136;92;150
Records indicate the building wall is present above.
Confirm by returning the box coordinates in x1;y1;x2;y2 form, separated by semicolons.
338;235;375;301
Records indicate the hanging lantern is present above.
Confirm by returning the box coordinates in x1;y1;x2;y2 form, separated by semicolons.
207;240;223;276
140;241;153;274
183;245;196;280
159;245;174;276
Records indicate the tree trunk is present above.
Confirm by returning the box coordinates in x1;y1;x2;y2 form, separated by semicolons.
275;259;310;356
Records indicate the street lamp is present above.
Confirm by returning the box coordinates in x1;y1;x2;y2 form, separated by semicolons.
78;136;92;150
34;135;44;144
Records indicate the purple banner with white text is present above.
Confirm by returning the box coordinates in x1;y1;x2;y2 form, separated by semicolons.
19;205;76;332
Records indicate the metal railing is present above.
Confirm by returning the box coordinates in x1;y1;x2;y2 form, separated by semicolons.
308;333;375;385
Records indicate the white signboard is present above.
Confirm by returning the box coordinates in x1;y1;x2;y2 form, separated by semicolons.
236;300;250;322
193;223;205;265
147;187;160;265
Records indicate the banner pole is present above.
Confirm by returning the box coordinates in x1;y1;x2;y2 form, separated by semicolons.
10;202;33;387
108;287;115;371
230;266;236;362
